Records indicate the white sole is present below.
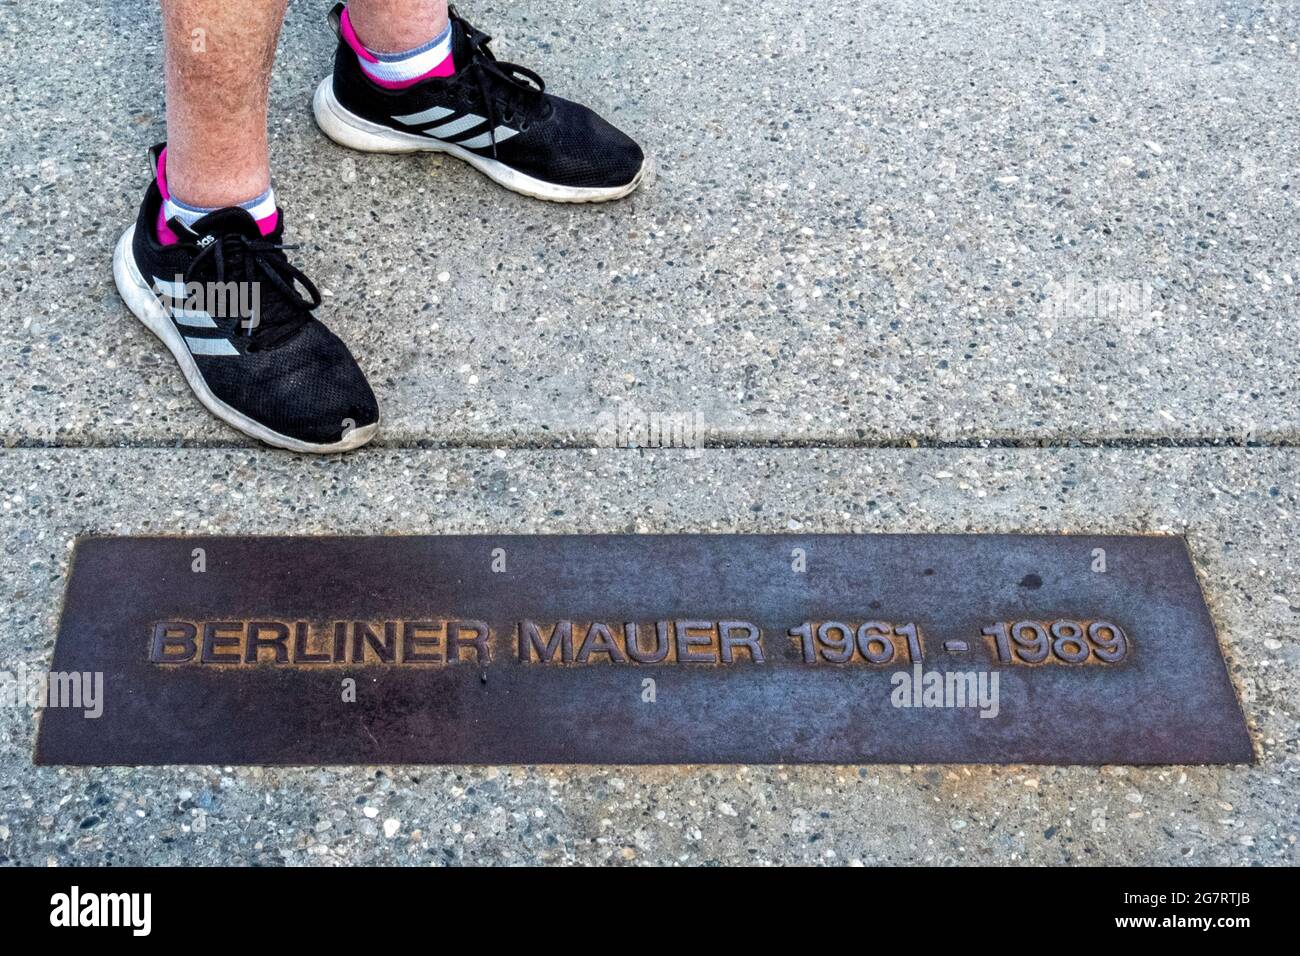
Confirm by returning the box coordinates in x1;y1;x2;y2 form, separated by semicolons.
112;225;379;454
312;77;647;204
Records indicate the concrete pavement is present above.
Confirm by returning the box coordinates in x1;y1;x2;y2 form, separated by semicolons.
3;1;1298;447
0;447;1296;865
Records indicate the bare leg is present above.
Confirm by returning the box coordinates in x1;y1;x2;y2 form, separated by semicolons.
162;0;288;207
347;0;449;53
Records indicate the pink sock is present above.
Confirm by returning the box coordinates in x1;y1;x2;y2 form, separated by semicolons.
340;6;455;89
155;147;280;245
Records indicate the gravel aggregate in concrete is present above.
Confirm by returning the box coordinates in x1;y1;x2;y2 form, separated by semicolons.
0;447;1293;865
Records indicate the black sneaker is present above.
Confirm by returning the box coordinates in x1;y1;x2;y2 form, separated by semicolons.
112;145;380;453
314;3;647;203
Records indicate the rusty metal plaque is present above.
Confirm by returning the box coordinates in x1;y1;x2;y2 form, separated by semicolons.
34;534;1251;766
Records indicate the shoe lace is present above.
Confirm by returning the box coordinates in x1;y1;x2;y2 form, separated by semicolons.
454;8;548;159
186;232;322;351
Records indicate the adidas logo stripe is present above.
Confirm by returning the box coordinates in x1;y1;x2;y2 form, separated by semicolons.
390;106;518;149
151;275;240;358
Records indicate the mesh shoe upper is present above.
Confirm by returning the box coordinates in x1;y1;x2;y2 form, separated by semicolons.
130;163;379;447
330;4;645;189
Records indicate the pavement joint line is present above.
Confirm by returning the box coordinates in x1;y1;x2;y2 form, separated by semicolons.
3;437;1299;452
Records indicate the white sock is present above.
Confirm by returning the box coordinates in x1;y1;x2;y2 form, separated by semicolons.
341;7;455;88
164;187;277;231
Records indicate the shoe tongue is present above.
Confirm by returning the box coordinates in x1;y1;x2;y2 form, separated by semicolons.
186;206;273;242
449;16;475;64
